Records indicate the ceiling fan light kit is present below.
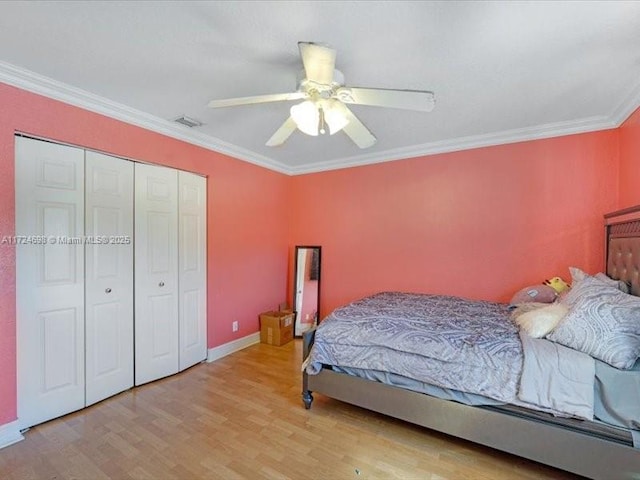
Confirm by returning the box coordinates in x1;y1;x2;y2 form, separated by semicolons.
208;42;435;149
290;100;320;136
322;99;350;134
290;98;349;136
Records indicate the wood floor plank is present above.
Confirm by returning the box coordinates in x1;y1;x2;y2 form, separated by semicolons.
0;339;585;479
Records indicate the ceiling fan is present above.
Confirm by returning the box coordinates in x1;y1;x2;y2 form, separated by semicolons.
207;42;435;149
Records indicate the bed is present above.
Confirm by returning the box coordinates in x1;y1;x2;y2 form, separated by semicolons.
301;205;640;480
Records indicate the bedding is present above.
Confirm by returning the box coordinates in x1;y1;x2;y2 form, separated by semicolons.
305;291;521;404
595;358;640;430
328;345;640;434
548;275;640;369
305;291;597;419
569;266;631;294
331;365;505;407
518;331;594;419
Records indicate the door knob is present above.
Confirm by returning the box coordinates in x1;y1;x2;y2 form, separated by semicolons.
105;288;112;293
159;281;165;287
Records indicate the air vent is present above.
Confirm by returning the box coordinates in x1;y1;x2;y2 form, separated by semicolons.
173;115;203;128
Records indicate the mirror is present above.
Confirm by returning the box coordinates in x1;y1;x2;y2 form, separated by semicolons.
293;246;321;337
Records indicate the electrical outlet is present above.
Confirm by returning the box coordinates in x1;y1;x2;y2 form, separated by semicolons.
232;320;238;332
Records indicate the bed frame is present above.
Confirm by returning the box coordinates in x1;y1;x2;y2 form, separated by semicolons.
302;205;640;480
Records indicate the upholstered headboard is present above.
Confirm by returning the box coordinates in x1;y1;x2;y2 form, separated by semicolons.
605;205;640;297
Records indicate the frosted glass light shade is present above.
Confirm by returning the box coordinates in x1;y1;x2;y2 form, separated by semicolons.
290;99;350;136
290;101;319;136
323;99;349;135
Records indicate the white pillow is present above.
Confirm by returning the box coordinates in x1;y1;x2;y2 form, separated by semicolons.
569;266;629;293
594;272;630;294
547;276;640;369
514;303;569;338
569;266;588;285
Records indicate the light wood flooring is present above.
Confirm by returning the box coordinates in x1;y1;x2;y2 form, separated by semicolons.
0;339;584;480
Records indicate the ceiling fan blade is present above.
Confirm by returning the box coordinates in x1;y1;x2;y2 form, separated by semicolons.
265;117;297;147
333;103;377;149
298;42;336;85
335;87;435;112
208;92;305;108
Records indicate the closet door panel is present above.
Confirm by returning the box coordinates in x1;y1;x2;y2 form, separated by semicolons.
150;294;175;354
85;151;134;406
16;137;85;428
178;172;207;371
135;163;179;385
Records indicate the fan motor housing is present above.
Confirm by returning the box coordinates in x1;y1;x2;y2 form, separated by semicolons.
297;69;345;96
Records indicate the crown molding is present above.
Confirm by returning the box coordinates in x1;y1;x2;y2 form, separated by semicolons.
290;80;640;175
1;60;639;177
288;114;621;175
0;60;291;175
609;80;640;127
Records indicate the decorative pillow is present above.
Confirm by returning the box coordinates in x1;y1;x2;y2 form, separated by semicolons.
569;266;588;285
594;272;630;294
560;267;596;307
564;267;630;306
510;285;557;305
514;303;569;338
548;276;640;369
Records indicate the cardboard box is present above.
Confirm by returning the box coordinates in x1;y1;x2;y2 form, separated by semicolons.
278;302;291;313
259;311;294;346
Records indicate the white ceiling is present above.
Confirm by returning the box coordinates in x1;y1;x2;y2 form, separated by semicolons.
1;1;640;174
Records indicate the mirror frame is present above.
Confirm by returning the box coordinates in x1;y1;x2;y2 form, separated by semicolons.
293;245;321;337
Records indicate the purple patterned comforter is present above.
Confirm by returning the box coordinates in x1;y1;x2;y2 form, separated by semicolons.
305;291;522;404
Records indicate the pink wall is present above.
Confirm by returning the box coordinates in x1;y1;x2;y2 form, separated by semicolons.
290;131;620;316
619;106;640;207
0;83;290;426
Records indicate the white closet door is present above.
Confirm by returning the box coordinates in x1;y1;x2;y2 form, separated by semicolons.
178;171;207;371
16;137;85;428
134;163;179;385
85;151;134;405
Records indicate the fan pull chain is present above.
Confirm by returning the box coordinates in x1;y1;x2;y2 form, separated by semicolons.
319;108;326;135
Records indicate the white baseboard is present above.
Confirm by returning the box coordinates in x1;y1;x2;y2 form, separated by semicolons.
207;332;260;363
0;420;24;450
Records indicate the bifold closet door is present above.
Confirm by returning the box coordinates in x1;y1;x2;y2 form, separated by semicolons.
134;163;179;385
85;151;134;405
178;171;207;370
16;137;86;428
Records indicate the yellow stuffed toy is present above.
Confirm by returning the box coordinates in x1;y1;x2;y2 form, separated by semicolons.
543;276;570;294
